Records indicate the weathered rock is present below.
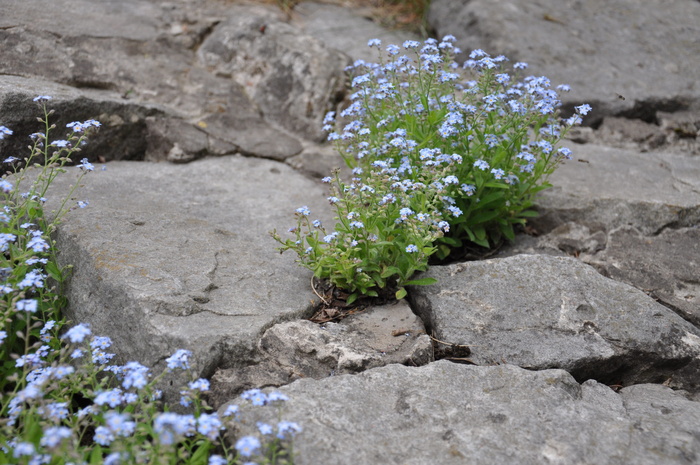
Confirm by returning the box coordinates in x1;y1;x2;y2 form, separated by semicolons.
0;76;163;162
228;362;700;465
209;301;432;408
46;156;333;379
197;6;349;142
409;255;700;390
260;300;431;378
587;226;700;326
0;0;335;160
144;116;210;163
291;1;420;63
532;143;700;235
285;141;348;179
499;221;607;259
428;0;700;121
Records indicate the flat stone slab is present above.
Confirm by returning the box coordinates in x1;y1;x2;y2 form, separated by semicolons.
292;1;420;63
428;0;700;119
534;143;700;235
229;362;700;465
408;255;700;388
47;156;333;376
209;300;431;407
588;226;700;326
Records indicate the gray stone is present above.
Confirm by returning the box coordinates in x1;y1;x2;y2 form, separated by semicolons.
0;0;323;160
227;362;700;465
144;116;210;163
533;143;700;235
428;0;700;122
291;1;421;63
45;156;333;378
285;141;348;179
499;221;607;258
0;75;163;162
197;7;349;142
408;255;700;389
259;300;431;378
209;301;432;408
587;226;700;326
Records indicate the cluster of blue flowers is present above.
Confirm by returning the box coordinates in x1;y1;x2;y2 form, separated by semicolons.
2;98;303;464
323;36;590;252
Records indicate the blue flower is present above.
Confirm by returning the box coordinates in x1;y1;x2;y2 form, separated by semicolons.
209;455;228;465
40;426;72;448
386;44;400;55
51;140;70;148
189;378;210;392
222;404;239;418
0;330;6;346
473;159;490;171
0;125;13;139
491;168;505;179
154;412;196;445
257;421;273;435
122;361;149;389
367;38;381;47
13;442;35;458
0;233;16;251
447;206;463;217
38;402;69;422
236;436;261;457
405;244;418;253
33;95;52;102
0;179;13;193
575;103;592;115
105;411;136;437
267;391;289;402
196;413;222;440
295;206;311;216
95;389;124;408
16;299;38;313
557;147;573;159
77;158;94;171
443;175;459;185
241;388;268;406
18;269;45;289
166;349;192;370
94;426;116;446
277;421;302;439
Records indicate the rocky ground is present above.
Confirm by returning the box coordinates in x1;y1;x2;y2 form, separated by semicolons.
1;0;700;463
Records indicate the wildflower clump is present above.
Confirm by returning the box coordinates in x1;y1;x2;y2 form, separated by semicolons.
1;98;303;464
274;35;589;302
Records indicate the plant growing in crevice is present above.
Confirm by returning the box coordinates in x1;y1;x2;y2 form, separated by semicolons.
274;36;589;302
2;98;303;464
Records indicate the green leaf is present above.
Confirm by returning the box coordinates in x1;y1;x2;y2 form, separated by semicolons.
438;236;461;247
346;292;359;306
380;266;401;278
395;287;407;300
90;446;103;465
517;209;540;218
189;442;211;465
403;277;438;286
45;261;63;282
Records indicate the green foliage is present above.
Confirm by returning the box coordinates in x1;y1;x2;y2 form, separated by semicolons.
274;36;588;300
2;100;301;465
330;38;588;258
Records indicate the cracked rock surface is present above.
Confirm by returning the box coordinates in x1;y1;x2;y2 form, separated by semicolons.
228;362;700;465
2;0;700;462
